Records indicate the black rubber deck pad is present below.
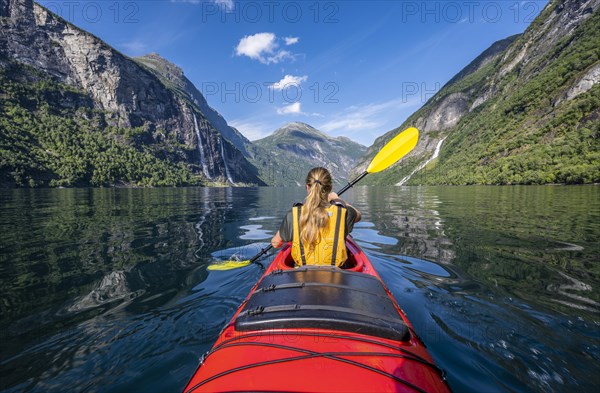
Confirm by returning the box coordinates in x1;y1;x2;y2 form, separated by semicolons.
235;267;410;342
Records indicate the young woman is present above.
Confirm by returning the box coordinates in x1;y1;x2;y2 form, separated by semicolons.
271;167;361;267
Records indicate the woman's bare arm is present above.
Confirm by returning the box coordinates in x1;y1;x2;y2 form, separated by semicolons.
271;230;284;248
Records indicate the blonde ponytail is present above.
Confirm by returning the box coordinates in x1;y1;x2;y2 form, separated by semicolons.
300;167;333;247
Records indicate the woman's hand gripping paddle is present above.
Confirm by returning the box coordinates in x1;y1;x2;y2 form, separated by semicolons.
207;127;419;271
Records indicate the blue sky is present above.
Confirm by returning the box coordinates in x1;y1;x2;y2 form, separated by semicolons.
37;0;549;146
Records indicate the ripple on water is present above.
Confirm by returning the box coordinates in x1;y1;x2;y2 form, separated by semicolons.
239;224;273;240
364;247;599;393
248;216;276;221
1;278;253;393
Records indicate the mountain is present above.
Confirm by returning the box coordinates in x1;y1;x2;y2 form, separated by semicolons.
0;0;263;187
248;122;366;186
134;53;252;157
355;0;599;185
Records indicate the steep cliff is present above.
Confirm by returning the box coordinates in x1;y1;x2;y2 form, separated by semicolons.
355;0;599;185
249;122;366;186
0;0;262;186
134;53;252;157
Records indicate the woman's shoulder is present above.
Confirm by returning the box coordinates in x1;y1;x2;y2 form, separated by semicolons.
289;202;303;211
284;202;303;216
329;198;346;207
329;199;354;213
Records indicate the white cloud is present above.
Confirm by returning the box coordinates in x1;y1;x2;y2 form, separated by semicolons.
119;40;148;56
172;0;233;10
270;75;308;91
284;36;300;45
235;32;296;64
236;32;276;60
214;0;234;11
267;49;294;64
229;119;270;141
277;102;302;115
318;97;421;140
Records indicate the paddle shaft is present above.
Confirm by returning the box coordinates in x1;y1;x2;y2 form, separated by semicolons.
336;171;368;195
249;171;369;264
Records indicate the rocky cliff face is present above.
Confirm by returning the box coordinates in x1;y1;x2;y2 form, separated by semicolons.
250;122;366;186
356;0;600;185
0;0;262;186
135;53;252;157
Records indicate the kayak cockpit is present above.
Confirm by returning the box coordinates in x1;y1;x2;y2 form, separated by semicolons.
274;239;365;272
234;267;410;342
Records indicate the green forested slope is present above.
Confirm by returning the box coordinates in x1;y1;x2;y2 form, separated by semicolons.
0;62;201;187
356;1;599;185
418;10;599;185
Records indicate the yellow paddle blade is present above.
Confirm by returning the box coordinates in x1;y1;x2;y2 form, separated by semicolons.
207;260;251;271
366;127;419;173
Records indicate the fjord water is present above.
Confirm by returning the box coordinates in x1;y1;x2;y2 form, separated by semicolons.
0;186;598;393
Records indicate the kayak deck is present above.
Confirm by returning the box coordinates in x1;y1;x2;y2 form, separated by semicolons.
235;266;410;342
184;239;450;393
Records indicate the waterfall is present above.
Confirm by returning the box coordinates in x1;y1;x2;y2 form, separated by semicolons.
200;117;215;168
397;137;446;186
193;113;211;179
219;137;235;184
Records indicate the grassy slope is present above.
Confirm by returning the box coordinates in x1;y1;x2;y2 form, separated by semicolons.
360;4;599;185
417;8;600;185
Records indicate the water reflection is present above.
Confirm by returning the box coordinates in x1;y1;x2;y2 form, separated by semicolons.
1;186;598;393
350;186;457;265
435;186;599;317
0;188;246;368
193;187;235;256
350;185;599;318
345;185;599;392
0;187;275;393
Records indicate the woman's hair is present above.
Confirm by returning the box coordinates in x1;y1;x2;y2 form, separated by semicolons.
300;167;333;247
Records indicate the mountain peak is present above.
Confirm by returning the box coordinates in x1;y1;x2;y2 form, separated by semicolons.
287;121;314;128
249;122;367;185
335;135;360;144
135;53;184;80
142;52;166;60
272;122;330;141
276;121;322;133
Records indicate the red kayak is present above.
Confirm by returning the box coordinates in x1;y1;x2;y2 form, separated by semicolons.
184;238;451;392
